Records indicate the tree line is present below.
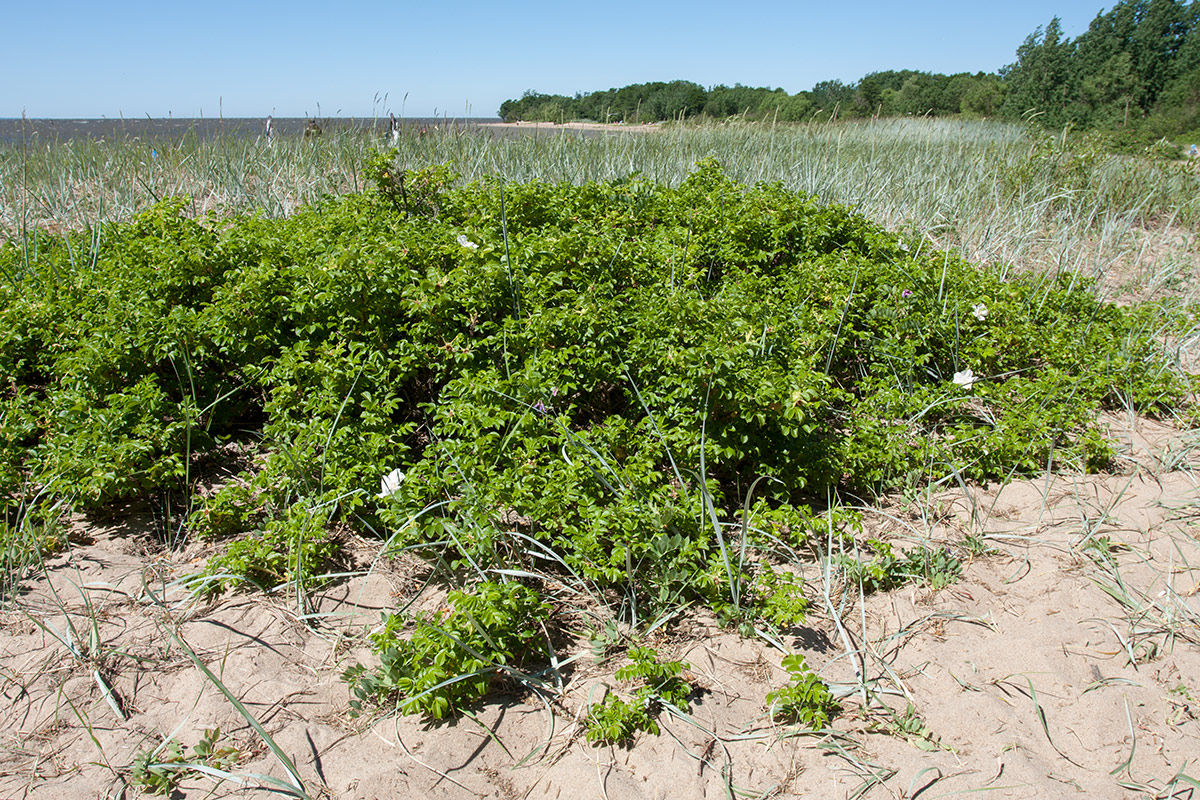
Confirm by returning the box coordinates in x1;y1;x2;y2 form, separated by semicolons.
497;73;1003;125
498;0;1198;142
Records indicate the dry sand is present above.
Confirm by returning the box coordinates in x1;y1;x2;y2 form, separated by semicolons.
1;413;1198;799
477;120;663;134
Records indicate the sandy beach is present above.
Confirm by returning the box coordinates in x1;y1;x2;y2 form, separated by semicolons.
477;119;663;134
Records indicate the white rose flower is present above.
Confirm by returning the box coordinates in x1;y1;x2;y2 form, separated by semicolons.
952;369;977;389
377;468;405;498
972;302;988;322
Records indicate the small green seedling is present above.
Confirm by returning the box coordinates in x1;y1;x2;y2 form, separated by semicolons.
838;540;962;594
586;646;694;745
127;728;239;796
766;653;839;729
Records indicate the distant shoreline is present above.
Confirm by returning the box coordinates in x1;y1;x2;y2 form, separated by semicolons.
0;117;657;145
476;120;661;133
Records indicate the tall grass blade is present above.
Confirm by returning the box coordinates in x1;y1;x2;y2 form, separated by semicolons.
170;629;311;798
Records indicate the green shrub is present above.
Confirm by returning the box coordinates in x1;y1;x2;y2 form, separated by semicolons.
203;503;339;592
585;646;694;744
344;580;551;719
766;654;839;728
0;158;1187;615
837;539;963;594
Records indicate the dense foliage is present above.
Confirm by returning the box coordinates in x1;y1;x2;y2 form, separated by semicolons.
1003;0;1200;142
0;153;1190;725
0;158;1187;612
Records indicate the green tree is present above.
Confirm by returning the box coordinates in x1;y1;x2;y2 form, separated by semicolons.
1130;0;1190;107
856;70;920;116
498;91;574;122
1067;3;1138;126
703;84;787;119
1002;17;1075;125
959;74;1006;116
809;80;858;118
1077;51;1138;125
646;80;708;120
774;92;815;121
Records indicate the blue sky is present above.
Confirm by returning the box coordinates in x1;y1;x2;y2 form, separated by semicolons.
5;0;1111;119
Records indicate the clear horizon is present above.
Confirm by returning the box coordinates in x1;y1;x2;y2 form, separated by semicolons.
5;1;1112;120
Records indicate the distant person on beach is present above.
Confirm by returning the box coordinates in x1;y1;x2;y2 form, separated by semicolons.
389;113;400;146
263;115;274;143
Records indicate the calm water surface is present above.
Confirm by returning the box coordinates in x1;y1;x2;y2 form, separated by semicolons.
0;117;507;145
